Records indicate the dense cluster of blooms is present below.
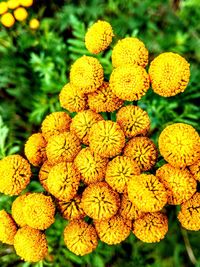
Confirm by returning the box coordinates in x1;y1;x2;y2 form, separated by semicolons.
0;20;199;262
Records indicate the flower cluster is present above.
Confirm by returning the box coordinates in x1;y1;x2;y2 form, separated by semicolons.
0;20;199;261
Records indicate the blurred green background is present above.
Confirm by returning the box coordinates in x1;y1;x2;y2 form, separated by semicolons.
0;0;200;266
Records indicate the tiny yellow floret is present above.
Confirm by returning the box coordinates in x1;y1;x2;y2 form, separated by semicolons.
14;7;28;22
7;0;20;9
20;0;33;7
1;13;15;27
29;18;39;30
0;210;17;245
0;2;8;15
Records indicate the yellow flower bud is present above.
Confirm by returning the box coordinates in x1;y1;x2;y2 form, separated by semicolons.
0;2;8;15
29;18;39;30
14;7;28;22
1;12;15;27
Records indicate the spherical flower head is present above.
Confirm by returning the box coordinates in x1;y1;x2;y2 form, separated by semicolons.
159;123;200;168
59;83;87;113
47;162;81;201
1;13;15;27
149;52;190;97
133;212;168;243
0;155;31;196
81;182;120;220
14;226;48;262
39;161;53;191
110;64;150;101
178;192;200;231
70;110;103;145
89;120;125;158
46;132;81;164
85;20;114;54
127;174;167;212
95;215;132;245
11;193;29;227
87;81;124;112
7;0;20;9
74;148;108;185
124;137;158;171
23;193;55;230
56;195;85;220
41;111;71;141
112;37;148;68
0;210;17;245
14;7;28;22
105;156;140;193
0;2;8;15
64;220;98;256
19;0;33;7
156;164;197;205
117;105;150;138
29;18;39;30
189;159;200;182
70;56;104;94
25;133;47;167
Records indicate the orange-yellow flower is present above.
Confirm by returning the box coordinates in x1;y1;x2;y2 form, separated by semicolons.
64;220;98;256
70;56;104;94
1;13;15;27
133;212;168;243
156;164;197;205
95;215;132;245
105;156;140;193
124;137;158;171
0;155;31;196
127;174;167;212
189;159;200;182
89;120;125;158
149;52;190;97
70;110;103;145
0;210;17;245
7;0;20;9
0;2;8;15
110;64;150;101
117;105;150;138
29;18;39;30
11;194;29;227
158;123;200;168
14;7;28;21
112;37;148;68
178;192;200;231
38;161;53;191
81;182;120;220
20;0;33;7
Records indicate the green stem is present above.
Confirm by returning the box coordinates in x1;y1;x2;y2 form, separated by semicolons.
181;227;197;265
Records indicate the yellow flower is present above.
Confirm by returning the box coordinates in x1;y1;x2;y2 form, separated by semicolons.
46;132;81;164
116;105;150;138
87;81;124;113
74;147;108;185
41;111;71;141
70;56;104;94
0;155;31;196
124;137;158;171
85;20;114;54
14;226;48;262
89;120;125;158
127;174;167;212
25;133;47;167
158;123;200;168
0;210;17;245
64;220;98;256
29;18;39;30
110;64;150;101
149;52;190;97
70;110;103;145
112;37;148;68
94;215;132;245
47;162;80;201
133;212;168;243
20;0;33;7
23;193;55;230
105;156;140;193
178;192;200;231
56;195;85;220
156;164;197;205
11;193;29;227
14;7;28;21
1;13;15;27
38;161;53;191
189;159;200;182
59;83;87;113
81;182;120;220
7;0;20;9
0;2;8;15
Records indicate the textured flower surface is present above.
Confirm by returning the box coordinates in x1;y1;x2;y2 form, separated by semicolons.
117;105;150;138
0;210;17;245
189;159;200;182
0;155;31;196
38;161;53;191
14;226;48;262
159;123;200;168
133;212;168;243
14;7;28;21
11;194;29;227
85;20;114;54
64;220;98;256
95;215;132;245
89;120;125;158
178;192;200;231
105;156;140;193
70;56;104;94
127;174;167;212
149;52;190;97
1;13;15;27
81;182;120;220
